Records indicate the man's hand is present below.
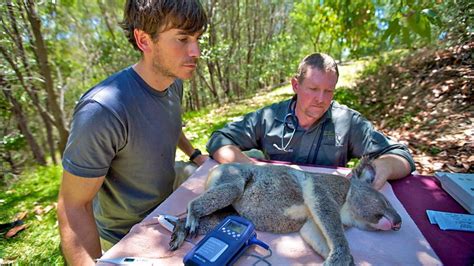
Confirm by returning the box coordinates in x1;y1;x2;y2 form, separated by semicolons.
372;154;412;190
372;167;390;190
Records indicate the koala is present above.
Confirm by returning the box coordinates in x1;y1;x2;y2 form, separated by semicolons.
169;157;402;265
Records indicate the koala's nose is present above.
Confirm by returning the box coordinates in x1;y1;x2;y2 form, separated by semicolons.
392;221;402;231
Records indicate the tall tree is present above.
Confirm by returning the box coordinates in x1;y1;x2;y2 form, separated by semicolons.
0;73;46;165
24;0;69;153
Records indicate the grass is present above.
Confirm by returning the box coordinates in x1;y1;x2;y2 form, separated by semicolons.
0;165;63;264
0;58;370;264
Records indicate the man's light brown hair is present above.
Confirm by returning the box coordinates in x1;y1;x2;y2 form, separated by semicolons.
121;0;208;51
295;53;339;83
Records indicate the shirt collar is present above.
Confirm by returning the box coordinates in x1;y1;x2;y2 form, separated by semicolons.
274;97;296;123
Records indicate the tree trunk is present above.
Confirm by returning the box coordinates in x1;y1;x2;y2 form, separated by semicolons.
1;75;46;165
190;76;201;110
24;0;69;154
97;0;116;43
2;1;58;162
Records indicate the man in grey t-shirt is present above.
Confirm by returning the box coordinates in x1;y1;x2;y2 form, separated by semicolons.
207;53;415;190
57;1;208;265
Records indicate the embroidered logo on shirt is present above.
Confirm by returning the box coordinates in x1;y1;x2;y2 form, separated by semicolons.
323;131;343;147
335;135;343;146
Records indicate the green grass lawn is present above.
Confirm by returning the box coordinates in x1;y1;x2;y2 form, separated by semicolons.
0;60;368;264
0;165;63;264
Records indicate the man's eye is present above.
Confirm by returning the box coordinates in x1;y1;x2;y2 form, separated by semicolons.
178;38;188;43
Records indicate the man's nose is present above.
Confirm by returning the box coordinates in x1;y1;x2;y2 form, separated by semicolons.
189;41;201;58
313;89;324;103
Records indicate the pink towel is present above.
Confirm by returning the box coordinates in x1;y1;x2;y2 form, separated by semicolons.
101;160;441;265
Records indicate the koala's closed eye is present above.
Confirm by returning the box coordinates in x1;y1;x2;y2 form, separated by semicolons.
374;213;384;220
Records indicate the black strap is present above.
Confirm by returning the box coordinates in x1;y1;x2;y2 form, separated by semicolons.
189;149;202;161
311;121;328;164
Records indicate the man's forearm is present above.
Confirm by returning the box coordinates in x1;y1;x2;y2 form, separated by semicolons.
57;201;102;266
212;145;254;164
178;131;208;165
177;131;195;156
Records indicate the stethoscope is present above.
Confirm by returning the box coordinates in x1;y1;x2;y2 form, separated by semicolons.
273;99;298;152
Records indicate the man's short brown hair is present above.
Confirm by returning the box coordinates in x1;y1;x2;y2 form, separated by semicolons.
295;53;339;83
121;0;208;50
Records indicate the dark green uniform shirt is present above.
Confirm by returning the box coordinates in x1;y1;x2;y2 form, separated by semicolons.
207;98;415;170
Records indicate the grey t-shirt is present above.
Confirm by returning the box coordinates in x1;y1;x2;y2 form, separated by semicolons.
62;67;183;243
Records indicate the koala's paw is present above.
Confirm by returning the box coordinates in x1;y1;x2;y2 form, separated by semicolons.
323;249;354;266
185;212;200;238
169;218;188;251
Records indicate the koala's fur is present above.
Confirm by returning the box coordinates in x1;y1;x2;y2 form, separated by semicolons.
169;157;402;265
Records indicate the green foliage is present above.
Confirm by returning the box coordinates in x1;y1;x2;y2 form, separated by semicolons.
334;86;361;110
0;165;63;264
382;5;438;43
436;0;473;44
1;133;26;151
1;0;469;175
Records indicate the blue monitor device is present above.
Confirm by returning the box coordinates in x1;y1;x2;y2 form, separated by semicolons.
183;215;269;265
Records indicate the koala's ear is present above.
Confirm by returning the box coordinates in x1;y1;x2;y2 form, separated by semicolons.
352;156;376;184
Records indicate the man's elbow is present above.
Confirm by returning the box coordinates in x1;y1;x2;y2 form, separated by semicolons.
211;145;236;163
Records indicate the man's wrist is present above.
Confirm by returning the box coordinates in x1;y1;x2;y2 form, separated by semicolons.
189;149;202;162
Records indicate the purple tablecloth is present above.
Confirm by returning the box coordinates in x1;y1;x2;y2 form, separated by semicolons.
391;174;474;266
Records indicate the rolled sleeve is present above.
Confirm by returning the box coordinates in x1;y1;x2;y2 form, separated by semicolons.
385;148;416;172
62;100;126;178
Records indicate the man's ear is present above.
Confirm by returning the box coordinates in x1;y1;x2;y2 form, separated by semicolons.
134;29;153;53
291;77;299;94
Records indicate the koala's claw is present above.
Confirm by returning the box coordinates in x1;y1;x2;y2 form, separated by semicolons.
187;226;198;238
168;218;188;251
185;213;200;237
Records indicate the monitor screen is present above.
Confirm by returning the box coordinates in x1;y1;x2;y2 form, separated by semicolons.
225;220;245;234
